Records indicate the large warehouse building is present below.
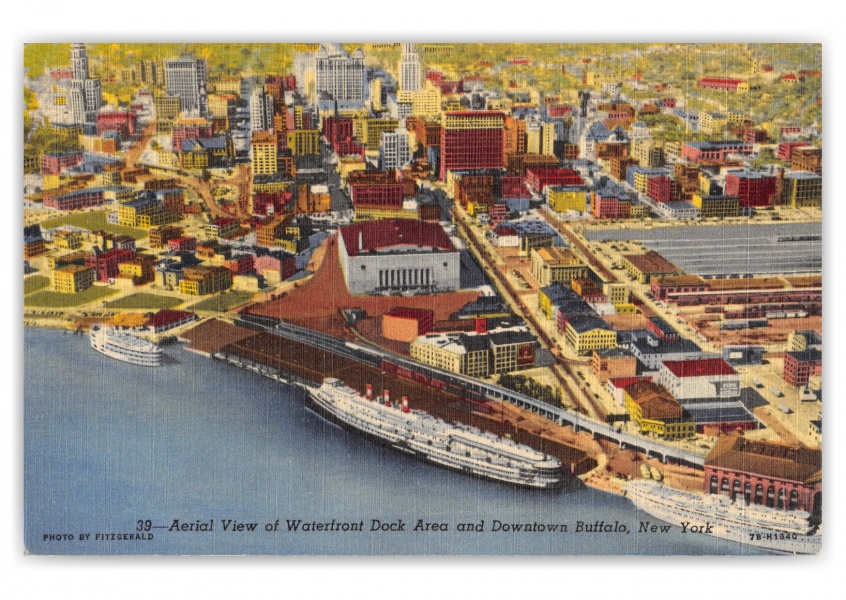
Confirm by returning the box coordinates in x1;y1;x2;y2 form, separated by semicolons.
338;219;460;295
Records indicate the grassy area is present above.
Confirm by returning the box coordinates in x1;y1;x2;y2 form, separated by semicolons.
41;211;148;240
105;293;184;310
187;290;255;312
24;275;51;295
24;286;118;308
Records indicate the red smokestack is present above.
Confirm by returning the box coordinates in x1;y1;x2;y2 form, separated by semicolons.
366;384;373;400
384;389;391;406
401;396;409;413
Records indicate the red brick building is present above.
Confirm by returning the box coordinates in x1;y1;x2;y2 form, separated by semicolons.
783;349;822;387
697;77;748;92
681;142;754;163
440;111;505;180
487;203;509;227
725;171;778;207
171;119;214;151
592;190;630;219
43;189;106;211
777;141;807;161
42;151;84;175
167;237;197;253
97;112;138;138
85;248;136;282
322;116;356;153
226;254;255;275
525;168;583;194
647;175;674;203
704;432;821;515
500;176;529;199
350;182;405;211
251;191;291;216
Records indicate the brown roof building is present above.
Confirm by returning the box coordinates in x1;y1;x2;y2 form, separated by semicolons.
623;380;694;439
704;432;821;514
622;250;682;283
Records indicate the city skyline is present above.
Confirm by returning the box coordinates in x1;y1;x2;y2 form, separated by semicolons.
22;39;823;568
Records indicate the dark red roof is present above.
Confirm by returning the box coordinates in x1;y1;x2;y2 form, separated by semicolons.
609;376;651;390
147;309;196;329
340;219;455;257
662;358;738;378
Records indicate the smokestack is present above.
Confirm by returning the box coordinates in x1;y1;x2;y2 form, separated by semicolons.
401;396;409;413
384;389;391;407
366;384;373;400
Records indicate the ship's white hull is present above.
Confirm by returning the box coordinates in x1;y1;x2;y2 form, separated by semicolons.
625;480;821;555
306;381;563;490
90;328;163;367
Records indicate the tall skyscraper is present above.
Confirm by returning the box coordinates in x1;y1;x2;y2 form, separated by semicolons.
165;57;208;115
399;43;422;93
379;129;411;170
71;43;89;82
249;87;274;132
314;44;366;104
67;43;101;125
440;111;506;180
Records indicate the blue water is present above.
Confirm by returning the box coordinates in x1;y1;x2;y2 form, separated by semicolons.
24;328;768;555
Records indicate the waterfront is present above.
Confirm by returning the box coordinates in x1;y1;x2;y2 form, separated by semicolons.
24;328;768;555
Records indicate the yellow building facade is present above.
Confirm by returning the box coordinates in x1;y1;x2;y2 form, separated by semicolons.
564;319;618;356
530;246;588;287
51;265;96;293
692;194;741;218
287;130;320;156
251;133;278;176
548;187;587;214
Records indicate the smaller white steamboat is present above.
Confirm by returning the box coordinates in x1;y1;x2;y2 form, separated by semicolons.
89;325;163;367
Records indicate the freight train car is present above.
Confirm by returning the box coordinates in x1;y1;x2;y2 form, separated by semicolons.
379;360;491;410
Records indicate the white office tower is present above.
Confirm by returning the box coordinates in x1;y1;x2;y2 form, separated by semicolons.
71;43;89;81
380;129;411;170
249;87;275;132
165;57;208;115
399;43;422;92
68;43;102;124
314;44;366;103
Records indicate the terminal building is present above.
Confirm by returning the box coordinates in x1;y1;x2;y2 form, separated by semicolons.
338;219;460;295
704;432;821;515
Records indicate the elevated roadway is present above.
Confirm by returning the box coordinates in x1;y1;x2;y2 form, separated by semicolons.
236;314;706;467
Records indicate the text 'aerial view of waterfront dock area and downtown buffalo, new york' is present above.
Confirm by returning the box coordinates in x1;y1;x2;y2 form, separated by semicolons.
22;42;823;556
